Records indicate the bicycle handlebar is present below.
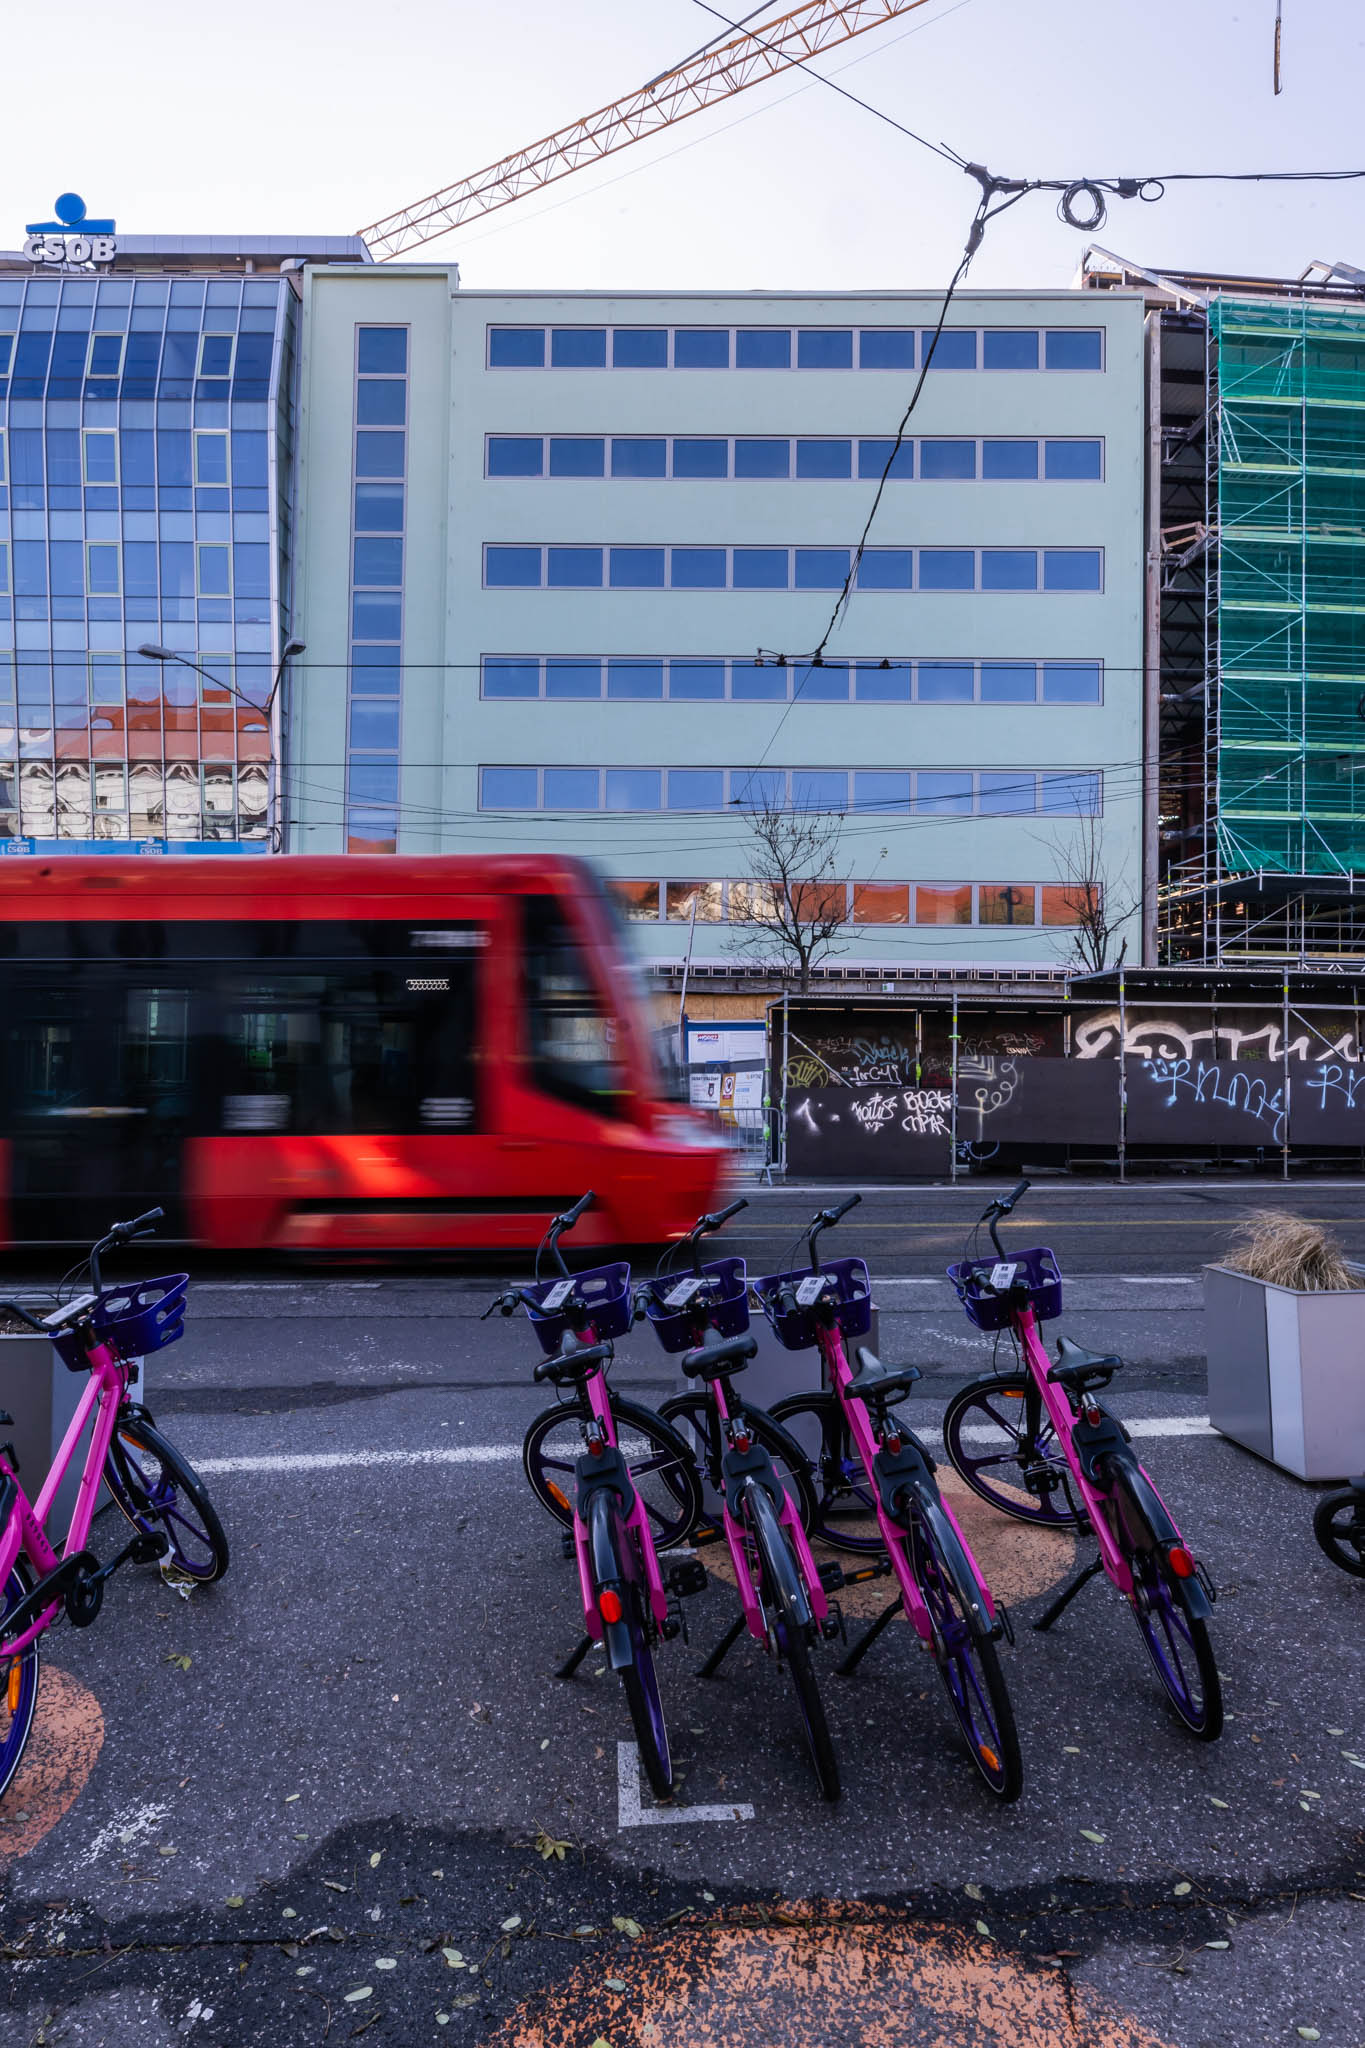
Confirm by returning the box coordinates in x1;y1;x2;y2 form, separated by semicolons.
978;1178;1029;1257
806;1191;861;1269
0;1300;49;1334
90;1207;165;1292
551;1192;594;1234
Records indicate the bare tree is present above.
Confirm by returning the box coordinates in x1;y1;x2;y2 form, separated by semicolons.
1038;809;1140;973
727;798;851;991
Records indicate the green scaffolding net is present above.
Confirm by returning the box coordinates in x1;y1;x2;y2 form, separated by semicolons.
1214;294;1365;875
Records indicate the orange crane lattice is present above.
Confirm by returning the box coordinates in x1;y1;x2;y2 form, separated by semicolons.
359;0;934;260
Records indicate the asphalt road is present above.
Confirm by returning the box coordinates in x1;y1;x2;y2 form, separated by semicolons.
3;1184;1365;2047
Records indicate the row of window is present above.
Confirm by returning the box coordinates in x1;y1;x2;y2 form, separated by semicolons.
0;330;277;400
483;544;1105;593
0;429;243;490
0;541;270;601
487;326;1105;373
0;278;284;312
0;332;246;381
613;878;1083;928
481;655;1104;705
478;765;1103;815
485;434;1104;483
347;329;408;853
0;654;272;706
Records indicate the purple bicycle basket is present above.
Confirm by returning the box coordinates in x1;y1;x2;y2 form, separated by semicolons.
525;1261;632;1356
754;1257;873;1352
645;1256;750;1353
50;1273;189;1371
947;1246;1063;1332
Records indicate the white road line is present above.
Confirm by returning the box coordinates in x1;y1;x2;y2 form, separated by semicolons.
1119;1277;1198;1286
191;1415;1220;1477
617;1742;753;1828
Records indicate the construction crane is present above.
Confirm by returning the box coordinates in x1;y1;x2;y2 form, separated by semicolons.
359;0;935;261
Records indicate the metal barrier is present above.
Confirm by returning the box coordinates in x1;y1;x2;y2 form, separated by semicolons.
688;1058;775;1181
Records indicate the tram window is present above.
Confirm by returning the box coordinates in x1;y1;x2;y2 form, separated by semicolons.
523;896;627;1114
215;966;476;1134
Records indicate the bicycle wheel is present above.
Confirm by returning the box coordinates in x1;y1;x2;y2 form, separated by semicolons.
105;1414;229;1583
659;1393;818;1535
619;1577;674;1799
769;1393;882;1554
905;1500;1023;1801
942;1374;1082;1529
1129;1556;1223;1739
523;1397;701;1549
745;1486;840;1802
0;1563;42;1806
1314;1485;1365;1578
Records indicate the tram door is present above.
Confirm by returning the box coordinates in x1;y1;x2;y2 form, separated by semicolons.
3;967;192;1244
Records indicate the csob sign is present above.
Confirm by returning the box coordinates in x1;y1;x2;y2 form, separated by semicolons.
24;192;116;268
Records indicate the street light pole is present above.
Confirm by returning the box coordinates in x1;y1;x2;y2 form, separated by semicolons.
137;640;305;850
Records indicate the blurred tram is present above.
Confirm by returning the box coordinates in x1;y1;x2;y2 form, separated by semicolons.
0;855;729;1250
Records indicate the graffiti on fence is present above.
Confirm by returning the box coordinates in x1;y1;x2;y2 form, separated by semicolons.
844;1088;954;1138
782;1030;918;1089
1303;1062;1365;1114
1136;1057;1288;1145
956;1056;1020;1137
1077;1010;1364;1064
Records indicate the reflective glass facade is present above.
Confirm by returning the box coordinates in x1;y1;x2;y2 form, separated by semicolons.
0;273;296;849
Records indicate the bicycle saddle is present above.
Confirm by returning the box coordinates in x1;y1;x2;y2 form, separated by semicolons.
1048;1335;1122;1389
846;1346;921;1405
681;1333;757;1382
533;1334;614;1385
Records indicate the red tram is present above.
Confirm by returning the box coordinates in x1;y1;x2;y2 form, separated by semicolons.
0;855;729;1250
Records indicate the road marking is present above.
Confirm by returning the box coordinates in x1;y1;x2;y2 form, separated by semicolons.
617;1742;753;1828
1119;1277;1198;1285
191;1416;1220;1478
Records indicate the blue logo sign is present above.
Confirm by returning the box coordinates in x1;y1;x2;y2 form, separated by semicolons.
26;192;115;235
24;193;116;269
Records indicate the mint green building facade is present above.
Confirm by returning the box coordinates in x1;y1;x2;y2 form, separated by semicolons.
290;271;1147;968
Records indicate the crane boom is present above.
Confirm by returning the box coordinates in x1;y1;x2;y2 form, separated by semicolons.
359;0;933;260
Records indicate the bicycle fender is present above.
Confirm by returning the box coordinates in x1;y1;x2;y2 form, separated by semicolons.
720;1436;785;1513
744;1480;812;1632
574;1443;637;1521
906;1490;994;1640
1070;1403;1131;1487
743;1405;822;1492
1107;1457;1214;1622
585;1488;635;1670
872;1432;937;1523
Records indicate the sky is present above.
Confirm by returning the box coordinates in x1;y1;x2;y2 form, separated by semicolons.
6;1;1365;293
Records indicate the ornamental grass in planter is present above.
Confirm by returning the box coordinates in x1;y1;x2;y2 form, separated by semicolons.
1205;1210;1365;1482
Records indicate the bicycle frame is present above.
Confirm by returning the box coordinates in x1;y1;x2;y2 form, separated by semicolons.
567;1343;670;1642
708;1372;828;1641
816;1317;997;1640
0;1336;130;1657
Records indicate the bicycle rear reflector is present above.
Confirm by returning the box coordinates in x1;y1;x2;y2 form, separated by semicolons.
1166;1545;1196;1579
598;1589;623;1624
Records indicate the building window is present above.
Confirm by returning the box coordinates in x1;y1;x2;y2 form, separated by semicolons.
476;765;1101;815
483;323;1107;372
194;431;229;486
479;653;1104;704
86;544;120;596
87;332;125;377
483;433;1105;482
82;430;118;484
482;544;1104;591
348;326;409;853
198;334;235;377
196;544;231;597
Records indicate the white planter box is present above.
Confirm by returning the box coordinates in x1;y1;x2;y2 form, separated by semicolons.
0;1326;143;1527
1204;1263;1365;1482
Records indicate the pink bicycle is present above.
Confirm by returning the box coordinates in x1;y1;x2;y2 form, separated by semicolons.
766;1195;1023;1801
943;1179;1222;1740
0;1209;229;1803
490;1193;704;1798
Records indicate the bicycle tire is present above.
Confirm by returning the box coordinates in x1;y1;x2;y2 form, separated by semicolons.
768;1392;883;1554
0;1562;42;1807
658;1393;818;1535
619;1580;674;1799
744;1484;840;1802
1125;1546;1223;1740
104;1414;229;1584
1314;1485;1365;1578
905;1498;1023;1802
522;1397;702;1549
941;1375;1083;1529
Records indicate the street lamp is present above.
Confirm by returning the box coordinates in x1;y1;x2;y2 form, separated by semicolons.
137;640;305;850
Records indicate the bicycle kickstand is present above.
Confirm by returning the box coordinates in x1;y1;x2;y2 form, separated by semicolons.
836;1594;903;1678
1032;1554;1105;1634
555;1635;595;1681
696;1612;746;1681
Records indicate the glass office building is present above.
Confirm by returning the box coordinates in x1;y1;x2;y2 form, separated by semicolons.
0;231;367;851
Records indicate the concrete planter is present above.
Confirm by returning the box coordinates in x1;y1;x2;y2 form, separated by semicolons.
1203;1263;1365;1482
0;1326;143;1527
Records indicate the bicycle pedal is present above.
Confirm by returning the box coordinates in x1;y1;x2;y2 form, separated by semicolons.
660;1613;683;1642
666;1558;708;1600
821;1601;846;1644
129;1532;169;1566
817;1560;846;1594
691;1522;724;1548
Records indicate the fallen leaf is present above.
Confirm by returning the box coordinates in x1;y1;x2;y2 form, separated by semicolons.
453;1995;479;2009
1173;1882;1192;1897
295;1966;315;1977
375;1958;397;1971
158;1846;177;1859
536;1828;572;1862
540;1738;550;1750
612;1916;643;1939
282;1908;298;1920
501;1914;523;1933
605;1977;628;1991
369;1852;382;1868
165;1654;192;1672
436;2016;450;2028
1079;1829;1106;1844
1210;1797;1230;1809
1205;1940;1230;1950
975;1920;992;1938
1297;2031;1321;2042
285;1793;301;1804
323;1880;348;1894
344;1988;373;2003
431;1869;444;1879
224;1896;244;1909
1327;1727;1345;1736
964;1883;984;1902
575;1925;598;1937
1063;1745;1081;1754
441;1948;464;1969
